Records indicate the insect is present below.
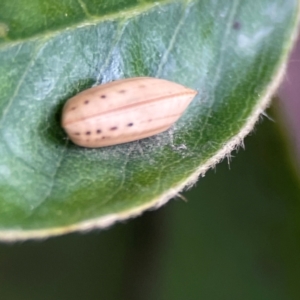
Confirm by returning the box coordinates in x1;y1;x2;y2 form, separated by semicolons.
61;77;197;148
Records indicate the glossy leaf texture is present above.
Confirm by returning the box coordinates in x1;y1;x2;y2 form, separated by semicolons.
0;0;299;240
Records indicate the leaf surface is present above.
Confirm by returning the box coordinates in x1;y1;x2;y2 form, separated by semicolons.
0;0;298;240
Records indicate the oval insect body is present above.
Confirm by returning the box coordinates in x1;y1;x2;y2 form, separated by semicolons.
61;77;197;148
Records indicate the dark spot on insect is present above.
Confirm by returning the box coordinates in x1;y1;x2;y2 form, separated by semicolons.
71;107;76;110
100;95;106;98
233;21;241;30
110;126;118;131
102;136;106;139
86;131;91;135
74;132;80;136
96;129;101;134
84;100;89;104
119;90;126;93
127;123;134;127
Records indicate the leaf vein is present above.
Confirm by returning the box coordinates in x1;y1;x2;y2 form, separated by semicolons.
95;20;128;84
193;0;240;150
0;42;44;129
155;3;189;77
31;139;69;213
77;0;93;19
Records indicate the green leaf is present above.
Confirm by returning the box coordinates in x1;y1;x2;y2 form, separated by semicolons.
0;0;298;240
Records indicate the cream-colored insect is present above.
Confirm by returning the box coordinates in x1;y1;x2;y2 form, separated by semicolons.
61;77;197;148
